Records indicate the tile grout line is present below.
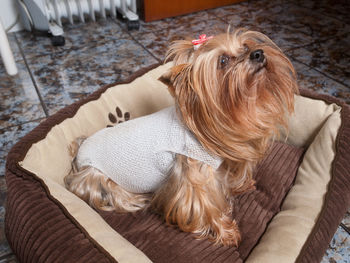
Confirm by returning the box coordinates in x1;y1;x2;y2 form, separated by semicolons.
284;33;348;53
268;0;350;27
127;32;163;63
111;18;163;63
14;34;50;118
291;57;350;89
340;223;350;235
285;36;350;91
116;9;232;62
196;6;231;27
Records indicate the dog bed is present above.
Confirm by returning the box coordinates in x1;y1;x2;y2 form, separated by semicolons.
5;63;350;263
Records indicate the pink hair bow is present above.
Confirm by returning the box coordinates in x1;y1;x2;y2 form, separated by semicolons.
192;34;213;49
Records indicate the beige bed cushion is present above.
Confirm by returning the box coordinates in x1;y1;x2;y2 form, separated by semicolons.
247;105;341;262
19;63;342;262
20;63;175;263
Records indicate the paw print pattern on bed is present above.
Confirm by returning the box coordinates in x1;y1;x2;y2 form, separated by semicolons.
107;106;130;127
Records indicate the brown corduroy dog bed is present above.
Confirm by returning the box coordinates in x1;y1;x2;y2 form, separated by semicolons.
5;63;350;263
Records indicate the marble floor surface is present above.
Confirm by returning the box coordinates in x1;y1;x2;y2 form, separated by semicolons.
0;0;349;262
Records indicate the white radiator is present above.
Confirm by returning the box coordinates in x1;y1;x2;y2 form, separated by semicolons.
17;0;139;45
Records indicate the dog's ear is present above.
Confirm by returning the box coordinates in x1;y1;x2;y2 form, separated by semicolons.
158;69;173;87
158;64;189;96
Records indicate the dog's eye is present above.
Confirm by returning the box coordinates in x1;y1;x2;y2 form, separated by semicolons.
219;54;230;68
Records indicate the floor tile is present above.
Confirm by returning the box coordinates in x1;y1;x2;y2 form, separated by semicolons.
222;1;349;51
343;211;350;230
129;30;170;61
0;177;6;253
0;120;42;261
0;120;39;263
208;1;249;19
160;10;226;36
321;226;350;262
251;23;315;52
0;120;43;177
0;178;5;207
15;18;128;60
291;60;350;104
119;16;174;35
0;254;18;263
131;16;227;61
253;1;348;40
0;206;11;259
1;179;14;261
0;61;46;129
25;39;158;115
209;3;314;50
292;0;350;25
287;34;350;88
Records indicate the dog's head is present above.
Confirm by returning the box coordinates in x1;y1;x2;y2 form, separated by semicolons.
159;29;299;162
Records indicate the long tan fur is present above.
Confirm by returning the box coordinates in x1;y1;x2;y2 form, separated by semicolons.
65;28;298;247
161;28;298;196
152;155;242;246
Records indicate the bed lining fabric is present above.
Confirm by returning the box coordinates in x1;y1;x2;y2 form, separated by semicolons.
98;141;305;262
6;63;165;263
5;63;350;263
247;102;341;262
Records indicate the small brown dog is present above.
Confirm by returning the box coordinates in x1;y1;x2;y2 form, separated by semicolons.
65;28;299;247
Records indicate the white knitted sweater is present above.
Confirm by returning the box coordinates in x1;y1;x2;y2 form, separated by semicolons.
76;106;222;193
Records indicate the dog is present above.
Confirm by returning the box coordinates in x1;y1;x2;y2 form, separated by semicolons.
65;28;299;247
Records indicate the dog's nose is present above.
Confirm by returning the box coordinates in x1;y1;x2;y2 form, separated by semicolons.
250;49;265;63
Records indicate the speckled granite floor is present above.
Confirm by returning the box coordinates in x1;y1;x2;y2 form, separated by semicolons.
0;0;349;262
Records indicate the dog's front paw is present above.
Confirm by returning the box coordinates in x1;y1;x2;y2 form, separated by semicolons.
107;106;130;128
